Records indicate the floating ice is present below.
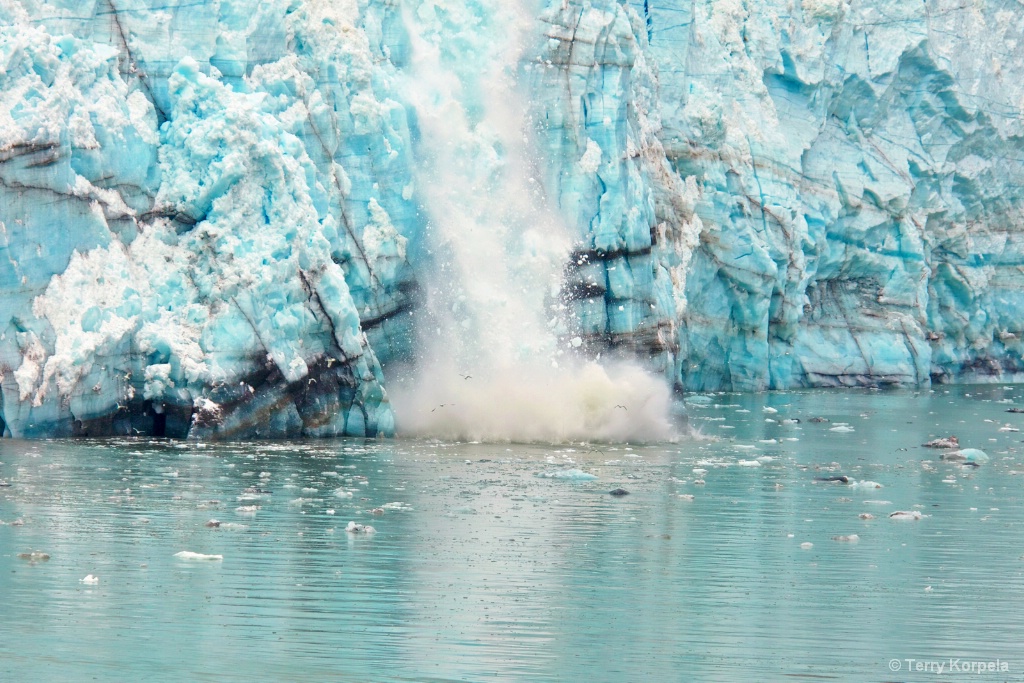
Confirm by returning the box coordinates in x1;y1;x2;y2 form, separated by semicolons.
889;511;927;521
174;551;223;561
345;522;376;534
535;469;598;480
80;575;99;584
17;551;50;561
942;448;990;464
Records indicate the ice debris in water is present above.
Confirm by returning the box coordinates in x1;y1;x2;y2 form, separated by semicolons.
534;469;598;480
889;511;927;520
174;551;223;561
941;449;990;464
831;535;860;542
17;551;50;561
80;575;99;584
923;436;959;449
800;542;813;550
345;521;376;534
334;489;354;498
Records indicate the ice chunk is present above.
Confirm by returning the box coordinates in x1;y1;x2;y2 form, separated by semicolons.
174;551;224;560
535;469;598;480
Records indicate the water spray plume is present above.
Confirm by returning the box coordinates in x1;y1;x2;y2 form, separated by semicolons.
392;0;674;443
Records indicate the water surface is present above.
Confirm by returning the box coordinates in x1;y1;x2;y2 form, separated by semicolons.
3;386;1024;681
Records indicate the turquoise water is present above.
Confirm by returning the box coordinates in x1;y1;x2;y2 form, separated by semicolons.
2;386;1024;682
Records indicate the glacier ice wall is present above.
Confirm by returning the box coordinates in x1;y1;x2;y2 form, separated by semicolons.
1;0;1023;438
634;0;1024;390
0;0;417;437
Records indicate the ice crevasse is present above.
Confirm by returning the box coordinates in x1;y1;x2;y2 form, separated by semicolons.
0;0;1022;438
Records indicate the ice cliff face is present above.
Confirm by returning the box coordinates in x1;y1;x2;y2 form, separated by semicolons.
0;0;413;437
637;0;1024;390
0;0;1022;438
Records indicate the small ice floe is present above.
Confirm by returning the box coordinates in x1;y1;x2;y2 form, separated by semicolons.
288;498;314;506
816;475;851;484
889;510;927;520
240;487;271;499
734;444;758;450
808;417;829;423
832;534;860;542
535;469;598;480
174;551;223;561
205;519;221;528
849;480;883;489
235;505;260;513
998;424;1019;432
301;487;318;494
382;502;412;511
334;488;354;498
829;424;855;433
325;509;336;515
863;500;892;505
800;542;813;549
763;406;778;414
923;436;959;449
80;574;99;584
941;448;989;464
858;513;875;520
17;551;50;561
345;521;376;534
369;507;385;515
694;479;706;485
924;585;933;592
678;494;695;501
781;418;801;425
737;459;761;467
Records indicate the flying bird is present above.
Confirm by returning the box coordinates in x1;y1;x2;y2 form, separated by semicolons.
614;405;627;410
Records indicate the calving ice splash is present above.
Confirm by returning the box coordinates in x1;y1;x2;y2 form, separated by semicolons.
389;0;675;442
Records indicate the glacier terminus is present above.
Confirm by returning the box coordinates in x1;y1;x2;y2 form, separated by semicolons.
1;0;1022;439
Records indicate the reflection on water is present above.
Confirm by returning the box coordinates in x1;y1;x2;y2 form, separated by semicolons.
2;386;1024;681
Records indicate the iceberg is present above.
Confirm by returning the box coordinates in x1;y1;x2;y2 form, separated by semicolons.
1;0;1022;439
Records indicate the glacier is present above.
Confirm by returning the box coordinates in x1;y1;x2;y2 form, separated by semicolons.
0;0;1022;438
